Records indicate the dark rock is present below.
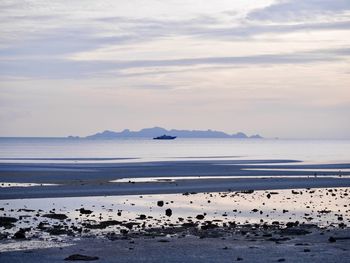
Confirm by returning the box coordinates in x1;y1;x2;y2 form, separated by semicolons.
84;220;121;229
0;216;18;229
241;190;254;194
42;214;68;220
277;259;285;262
196;214;205;220
237;257;243;261
64;254;99;261
165;209;172;217
18;209;35;212
79;208;93;215
286;221;299;228
14;229;26;239
136;214;147;220
157;201;164;207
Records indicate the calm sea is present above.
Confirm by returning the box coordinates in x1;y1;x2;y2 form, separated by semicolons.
0;138;349;164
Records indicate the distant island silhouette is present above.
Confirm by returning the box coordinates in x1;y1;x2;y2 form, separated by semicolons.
82;127;263;139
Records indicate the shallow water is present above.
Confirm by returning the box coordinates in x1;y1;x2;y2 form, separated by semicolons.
1;138;350;164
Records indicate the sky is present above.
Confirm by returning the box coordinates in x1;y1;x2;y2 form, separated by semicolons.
0;0;349;139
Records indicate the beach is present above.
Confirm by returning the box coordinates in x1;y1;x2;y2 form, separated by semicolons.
1;157;350;262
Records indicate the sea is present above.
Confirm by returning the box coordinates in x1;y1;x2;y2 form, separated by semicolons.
0;138;349;164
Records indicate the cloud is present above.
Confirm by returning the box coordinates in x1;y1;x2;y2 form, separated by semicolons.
247;0;350;22
1;47;349;79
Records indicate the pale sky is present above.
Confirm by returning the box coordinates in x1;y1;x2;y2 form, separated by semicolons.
0;0;349;138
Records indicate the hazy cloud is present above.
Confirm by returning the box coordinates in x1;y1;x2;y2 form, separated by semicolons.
248;0;350;21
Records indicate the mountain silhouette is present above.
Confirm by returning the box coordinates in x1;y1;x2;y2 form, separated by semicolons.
85;127;263;139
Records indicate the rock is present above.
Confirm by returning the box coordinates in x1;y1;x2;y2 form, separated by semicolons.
84;220;121;229
286;221;299;228
14;229;26;239
157;201;164;207
196;214;205;220
79;208;93;215
165;209;172;217
42;214;68;220
64;254;99;261
0;216;18;229
237;257;243;261
136;214;147;220
277;259;285;262
241;190;254;194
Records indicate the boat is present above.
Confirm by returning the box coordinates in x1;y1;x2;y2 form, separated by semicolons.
153;135;176;140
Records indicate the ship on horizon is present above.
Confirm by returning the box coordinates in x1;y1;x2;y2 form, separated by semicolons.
153;135;176;140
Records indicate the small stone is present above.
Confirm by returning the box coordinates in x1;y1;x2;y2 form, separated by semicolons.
165;209;172;217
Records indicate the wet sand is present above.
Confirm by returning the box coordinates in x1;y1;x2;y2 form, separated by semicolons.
0;159;350;199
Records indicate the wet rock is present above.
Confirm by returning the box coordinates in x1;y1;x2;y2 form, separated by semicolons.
196;214;205;220
37;222;50;230
286;221;299;228
201;222;218;230
46;227;72;236
14;229;26;239
64;254;99;261
241;190;254;194
165;209;172;217
0;216;18;229
157;201;164;207
18;209;35;212
79;208;93;215
123;222;140;230
84;220;121;229
42;214;68;220
182;222;198;228
136;214;147;220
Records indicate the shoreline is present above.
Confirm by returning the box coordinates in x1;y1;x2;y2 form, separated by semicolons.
1;159;350;199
